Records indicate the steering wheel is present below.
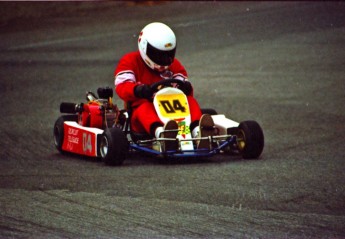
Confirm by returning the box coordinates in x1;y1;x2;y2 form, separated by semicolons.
150;78;186;93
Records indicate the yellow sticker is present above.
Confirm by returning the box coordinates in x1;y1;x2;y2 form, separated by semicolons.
156;94;190;118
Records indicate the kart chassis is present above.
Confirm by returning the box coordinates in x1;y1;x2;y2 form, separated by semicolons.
54;82;264;165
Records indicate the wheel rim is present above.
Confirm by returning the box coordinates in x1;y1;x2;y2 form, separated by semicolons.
237;129;246;151
100;136;109;158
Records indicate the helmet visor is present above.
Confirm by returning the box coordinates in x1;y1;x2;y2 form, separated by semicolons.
146;42;176;67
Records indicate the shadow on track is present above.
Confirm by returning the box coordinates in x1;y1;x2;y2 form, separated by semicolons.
52;149;245;167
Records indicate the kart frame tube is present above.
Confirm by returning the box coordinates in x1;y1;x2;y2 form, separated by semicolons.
129;135;237;158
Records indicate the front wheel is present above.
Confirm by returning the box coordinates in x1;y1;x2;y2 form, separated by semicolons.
236;120;264;159
100;127;129;166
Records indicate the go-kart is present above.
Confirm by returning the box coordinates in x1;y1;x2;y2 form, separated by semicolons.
53;79;264;166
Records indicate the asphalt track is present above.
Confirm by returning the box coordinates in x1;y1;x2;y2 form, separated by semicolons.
1;2;345;238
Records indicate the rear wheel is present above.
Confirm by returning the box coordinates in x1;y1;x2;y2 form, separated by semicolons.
237;120;264;159
53;115;78;152
100;128;129;166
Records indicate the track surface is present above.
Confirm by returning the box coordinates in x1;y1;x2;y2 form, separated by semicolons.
1;2;345;238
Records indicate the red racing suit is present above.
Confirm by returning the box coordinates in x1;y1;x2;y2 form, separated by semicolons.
114;51;202;136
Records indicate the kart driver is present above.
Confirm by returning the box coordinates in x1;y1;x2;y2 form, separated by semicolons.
114;22;214;151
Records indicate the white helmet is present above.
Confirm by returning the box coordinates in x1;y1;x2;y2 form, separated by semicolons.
138;22;176;72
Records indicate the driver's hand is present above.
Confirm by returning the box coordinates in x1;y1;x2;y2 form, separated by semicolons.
177;81;192;96
134;84;153;99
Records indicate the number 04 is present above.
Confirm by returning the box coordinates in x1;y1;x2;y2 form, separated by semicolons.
160;100;186;114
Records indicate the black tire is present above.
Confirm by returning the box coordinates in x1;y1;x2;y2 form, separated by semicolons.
100;127;129;166
237;120;264;159
53;115;78;152
201;108;218;115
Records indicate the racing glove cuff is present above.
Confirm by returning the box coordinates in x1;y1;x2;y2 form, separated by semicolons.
178;81;192;96
134;84;153;99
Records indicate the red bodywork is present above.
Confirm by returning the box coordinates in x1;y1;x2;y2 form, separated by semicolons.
80;102;104;128
62;121;104;157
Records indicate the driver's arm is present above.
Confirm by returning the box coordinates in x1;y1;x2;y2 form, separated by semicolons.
115;81;138;102
170;59;193;96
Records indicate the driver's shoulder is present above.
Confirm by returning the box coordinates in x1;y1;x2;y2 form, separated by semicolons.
170;58;188;77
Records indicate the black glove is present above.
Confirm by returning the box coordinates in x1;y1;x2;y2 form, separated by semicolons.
177;81;192;96
134;84;153;99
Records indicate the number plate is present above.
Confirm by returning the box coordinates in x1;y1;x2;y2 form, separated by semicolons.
155;93;190;118
153;88;194;150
